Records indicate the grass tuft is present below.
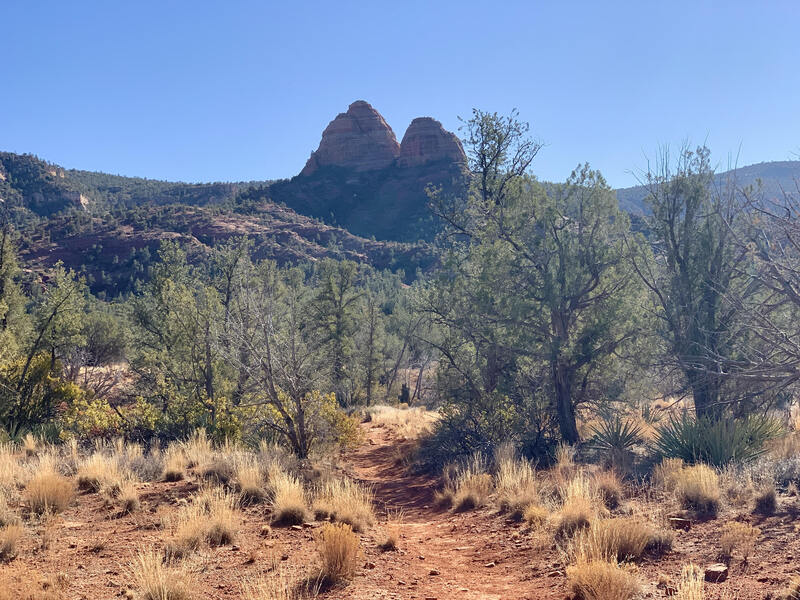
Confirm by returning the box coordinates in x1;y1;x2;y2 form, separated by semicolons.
131;548;191;600
316;522;360;585
312;478;374;532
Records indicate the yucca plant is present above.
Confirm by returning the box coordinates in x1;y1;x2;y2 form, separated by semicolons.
589;415;644;469
653;411;782;467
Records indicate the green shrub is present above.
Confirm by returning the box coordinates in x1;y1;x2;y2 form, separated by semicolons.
653;412;782;467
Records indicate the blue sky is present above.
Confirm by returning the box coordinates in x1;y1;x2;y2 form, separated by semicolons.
3;1;798;188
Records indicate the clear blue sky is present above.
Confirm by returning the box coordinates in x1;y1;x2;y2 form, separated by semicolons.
3;1;798;188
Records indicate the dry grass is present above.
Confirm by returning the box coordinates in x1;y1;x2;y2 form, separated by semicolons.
565;557;640;600
594;470;624;509
653;457;685;491
312;478;374;532
674;464;720;517
754;484;777;515
131;548;191;600
22;433;38;457
494;449;539;520
162;448;186;482
0;444;19;491
572;517;668;562
675;564;704;600
378;509;403;551
241;568;319;600
523;504;549;528
316;522;360;584
719;521;759;561
442;454;492;512
181;429;213;469
779;577;800;600
364;405;438;439
556;475;600;538
77;452;123;494
0;523;22;560
166;487;238;558
119;481;140;513
270;470;309;526
199;456;235;486
24;464;75;515
235;458;266;504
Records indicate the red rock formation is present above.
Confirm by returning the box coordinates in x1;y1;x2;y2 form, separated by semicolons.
301;100;401;175
398;117;466;167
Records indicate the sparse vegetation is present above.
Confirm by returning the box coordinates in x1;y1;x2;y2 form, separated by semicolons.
271;470;309;526
24;463;75;515
316;522;360;584
674;464;721;517
0;522;22;560
565;556;640;600
312;477;374;532
719;521;759;561
131;548;191;600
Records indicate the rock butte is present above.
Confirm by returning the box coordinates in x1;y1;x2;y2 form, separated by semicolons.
301;101;465;176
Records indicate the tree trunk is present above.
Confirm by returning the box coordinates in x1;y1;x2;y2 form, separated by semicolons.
553;360;579;444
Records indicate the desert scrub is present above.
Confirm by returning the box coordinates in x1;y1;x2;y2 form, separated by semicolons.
675;564;704;600
77;452;124;494
754;484;777;515
593;470;624;509
719;521;759;561
0;522;22;560
162;447;186;482
556;474;601;538
270;470;309;525
131;548;192;600
566;556;640;600
316;522;360;585
24;462;75;515
572;517;668;562
0;443;20;491
494;448;539;520
674;464;721;517
235;458;266;504
241;568;319;600
166;487;238;558
449;454;492;512
378;509;403;551
119;481;140;513
181;429;213;469
312;477;374;532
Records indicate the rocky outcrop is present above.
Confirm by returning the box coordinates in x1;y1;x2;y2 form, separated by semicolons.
398;117;466;167
301;100;401;175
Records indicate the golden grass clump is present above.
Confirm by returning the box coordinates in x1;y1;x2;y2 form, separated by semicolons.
674;464;720;517
565;556;640;600
0;522;22;560
162;448;186;482
119;481;140;514
181;429;213;469
77;452;123;494
523;504;549;528
573;517;668;562
312;478;374;532
378;509;403;551
442;454;492;512
778;577;800;600
594;470;624;510
0;444;20;491
556;475;600;538
167;487;238;558
675;564;704;600
494;449;539;520
270;470;309;526
653;457;685;491
235;458;266;504
131;548;192;600
719;521;759;561
24;463;75;515
22;433;38;457
316;522;360;584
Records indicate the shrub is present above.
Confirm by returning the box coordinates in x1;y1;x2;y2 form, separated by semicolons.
654;412;782;467
25;466;75;515
119;482;140;514
77;452;123;494
312;478;374;532
754;485;777;515
131;548;191;600
235;459;266;504
523;504;549;528
675;464;720;517
594;470;624;510
494;450;539;520
565;557;640;600
270;471;309;526
316;522;360;584
573;517;666;562
0;523;22;560
719;521;759;561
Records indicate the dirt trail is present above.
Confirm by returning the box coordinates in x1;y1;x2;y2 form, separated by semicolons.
339;423;562;600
